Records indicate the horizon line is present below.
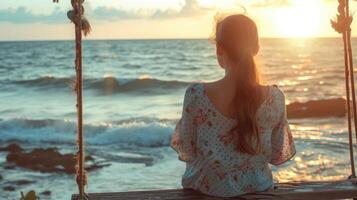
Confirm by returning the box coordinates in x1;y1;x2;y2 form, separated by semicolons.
0;36;346;42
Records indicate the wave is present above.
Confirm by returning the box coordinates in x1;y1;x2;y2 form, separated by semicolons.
14;76;73;88
12;76;190;94
87;76;189;94
0;118;175;147
0;115;350;151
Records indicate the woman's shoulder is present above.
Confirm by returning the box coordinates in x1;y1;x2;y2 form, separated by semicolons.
268;84;286;106
269;84;284;96
181;83;204;106
184;82;205;97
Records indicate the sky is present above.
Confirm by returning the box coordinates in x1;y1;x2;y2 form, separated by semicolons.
0;0;356;40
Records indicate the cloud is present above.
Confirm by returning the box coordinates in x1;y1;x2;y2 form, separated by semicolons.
0;6;66;23
90;7;142;21
251;0;292;7
0;0;210;24
152;0;210;19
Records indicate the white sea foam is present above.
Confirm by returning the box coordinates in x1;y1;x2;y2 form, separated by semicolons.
0;118;175;147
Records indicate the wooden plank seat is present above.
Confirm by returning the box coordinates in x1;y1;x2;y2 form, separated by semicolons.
72;179;357;200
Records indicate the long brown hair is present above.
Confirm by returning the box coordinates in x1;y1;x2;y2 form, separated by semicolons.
213;14;263;155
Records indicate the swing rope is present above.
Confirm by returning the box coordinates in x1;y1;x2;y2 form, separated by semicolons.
74;0;85;198
332;0;357;179
53;0;91;199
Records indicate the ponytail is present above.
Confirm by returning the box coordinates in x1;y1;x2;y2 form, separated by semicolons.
214;14;263;155
231;53;262;154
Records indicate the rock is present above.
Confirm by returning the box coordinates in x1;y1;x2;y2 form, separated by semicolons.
86;162;111;171
86;155;95;161
0;174;2;181
3;180;35;191
4;164;16;170
0;143;23;153
287;98;346;119
41;190;51;196
9;179;35;186
3;185;15;191
6;148;108;174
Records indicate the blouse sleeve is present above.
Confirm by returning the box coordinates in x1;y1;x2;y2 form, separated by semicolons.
170;86;197;163
270;89;296;166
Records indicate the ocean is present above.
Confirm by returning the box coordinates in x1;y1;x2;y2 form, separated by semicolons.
0;38;356;199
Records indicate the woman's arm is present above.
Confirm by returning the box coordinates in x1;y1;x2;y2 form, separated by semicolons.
170;85;198;163
269;88;296;166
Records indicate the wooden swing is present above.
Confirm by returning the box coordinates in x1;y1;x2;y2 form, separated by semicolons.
50;0;357;199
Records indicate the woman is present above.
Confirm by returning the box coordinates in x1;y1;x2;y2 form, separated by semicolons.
170;14;295;197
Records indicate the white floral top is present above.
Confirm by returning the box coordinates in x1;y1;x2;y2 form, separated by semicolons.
171;83;295;197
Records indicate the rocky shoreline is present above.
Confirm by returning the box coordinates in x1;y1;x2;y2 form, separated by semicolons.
0;143;110;198
287;98;346;119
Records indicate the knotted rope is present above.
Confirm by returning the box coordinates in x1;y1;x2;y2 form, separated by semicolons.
53;0;91;199
332;0;357;179
67;0;91;36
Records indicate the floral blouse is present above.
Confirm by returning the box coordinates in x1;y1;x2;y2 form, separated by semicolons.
171;83;295;197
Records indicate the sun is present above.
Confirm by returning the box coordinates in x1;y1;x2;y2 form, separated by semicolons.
273;0;323;37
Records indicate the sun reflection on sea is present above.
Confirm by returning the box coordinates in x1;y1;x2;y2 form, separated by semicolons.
273;119;352;182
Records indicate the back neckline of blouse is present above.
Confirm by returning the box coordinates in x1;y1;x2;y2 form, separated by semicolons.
197;83;272;121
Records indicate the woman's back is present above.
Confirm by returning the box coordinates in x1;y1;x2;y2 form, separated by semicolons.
171;83;295;197
171;13;295;197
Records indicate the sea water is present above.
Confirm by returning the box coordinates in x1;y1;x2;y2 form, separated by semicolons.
0;38;356;199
